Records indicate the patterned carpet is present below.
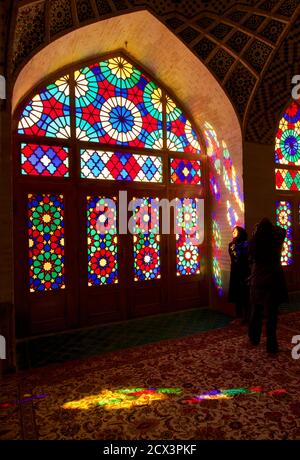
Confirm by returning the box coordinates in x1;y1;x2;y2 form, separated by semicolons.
1;310;300;440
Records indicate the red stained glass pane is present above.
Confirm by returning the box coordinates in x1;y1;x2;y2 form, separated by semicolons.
21;143;69;177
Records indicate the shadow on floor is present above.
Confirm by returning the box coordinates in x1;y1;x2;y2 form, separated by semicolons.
16;303;300;370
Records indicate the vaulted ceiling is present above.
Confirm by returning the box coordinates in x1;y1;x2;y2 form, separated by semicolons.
3;0;300;144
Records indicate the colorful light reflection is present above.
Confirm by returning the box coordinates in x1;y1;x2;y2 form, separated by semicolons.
184;386;287;404
212;218;223;296
63;387;181;411
62;386;286;411
226;200;240;228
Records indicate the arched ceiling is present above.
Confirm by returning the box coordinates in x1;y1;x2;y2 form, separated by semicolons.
12;11;242;160
5;0;300;143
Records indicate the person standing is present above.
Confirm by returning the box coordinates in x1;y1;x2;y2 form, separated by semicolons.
248;218;288;354
228;226;250;324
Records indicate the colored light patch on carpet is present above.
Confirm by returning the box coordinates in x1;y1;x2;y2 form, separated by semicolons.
184;387;287;405
62;388;182;410
62;385;286;411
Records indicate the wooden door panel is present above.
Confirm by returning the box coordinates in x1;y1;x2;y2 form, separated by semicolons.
130;281;164;318
30;291;68;335
15;186;78;337
78;192;127;327
172;277;209;310
80;286;124;326
167;192;207;313
126;192;167;318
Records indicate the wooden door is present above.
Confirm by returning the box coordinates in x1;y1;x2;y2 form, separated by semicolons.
126;189;168;318
14;183;79;336
167;190;209;311
77;184;127;327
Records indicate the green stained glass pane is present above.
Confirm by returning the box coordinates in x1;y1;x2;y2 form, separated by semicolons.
87;196;118;286
28;194;65;292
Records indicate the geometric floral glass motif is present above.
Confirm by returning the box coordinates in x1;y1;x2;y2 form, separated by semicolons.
176;198;201;276
276;200;292;266
17;54;208;291
18;77;70;139
275;101;300;165
87;196;118;286
132;198;161;281
75;56;164;148
21;144;69;177
275;127;300;166
282;100;300;124
170;158;202;185
81;150;162;183
166;96;201;154
281;238;293;266
275;169;300;191
28;194;65;292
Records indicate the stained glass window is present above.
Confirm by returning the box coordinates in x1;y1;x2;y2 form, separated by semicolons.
170;158;202;185
176;198;200;276
18;77;70;138
28;194;65;292
275;101;300;267
21;143;69;177
275;101;300;165
276;200;292;266
166;96;201;154
275;168;300;191
75;57;164;148
132;198;160;281
87;196;118;285
81;149;162;182
18;55;207;291
275;128;300;165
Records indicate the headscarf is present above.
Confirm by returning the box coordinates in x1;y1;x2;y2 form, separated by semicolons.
233;226;248;243
250;218;281;265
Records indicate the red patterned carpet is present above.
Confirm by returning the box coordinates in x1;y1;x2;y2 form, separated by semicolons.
1;311;300;440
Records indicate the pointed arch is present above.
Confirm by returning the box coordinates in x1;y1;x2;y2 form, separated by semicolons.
12;10;245;332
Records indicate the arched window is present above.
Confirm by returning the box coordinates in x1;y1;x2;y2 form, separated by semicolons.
275;100;300;269
14;54;207;336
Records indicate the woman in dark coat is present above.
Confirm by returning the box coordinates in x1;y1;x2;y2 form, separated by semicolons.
228;226;250;323
248;218;288;353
